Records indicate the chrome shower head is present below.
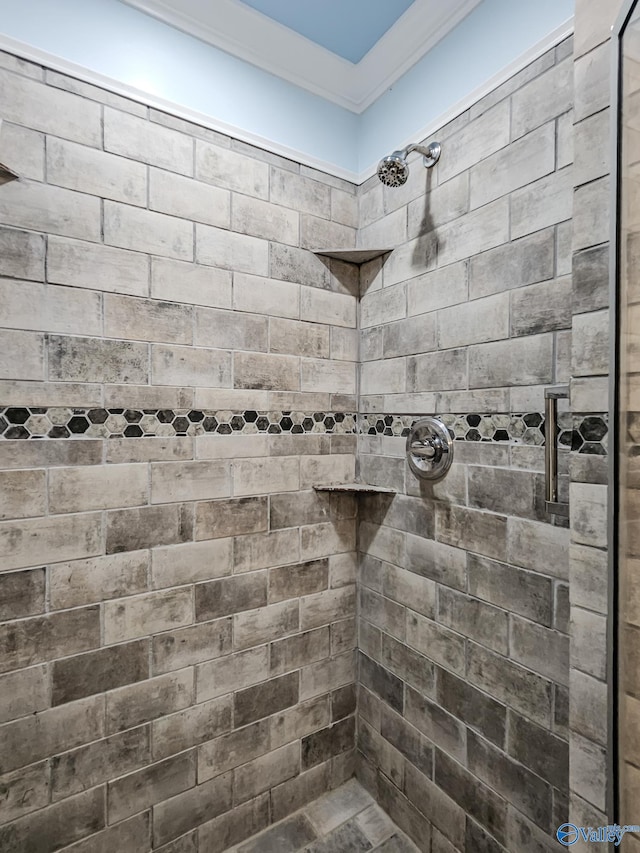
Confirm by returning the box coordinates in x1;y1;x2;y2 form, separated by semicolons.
376;141;441;187
377;150;409;187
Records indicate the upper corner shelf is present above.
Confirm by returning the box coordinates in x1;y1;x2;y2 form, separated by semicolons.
0;161;19;185
312;248;393;264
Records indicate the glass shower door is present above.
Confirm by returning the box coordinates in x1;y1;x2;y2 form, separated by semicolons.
617;0;640;839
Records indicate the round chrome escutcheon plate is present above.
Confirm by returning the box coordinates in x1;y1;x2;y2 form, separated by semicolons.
406;416;454;481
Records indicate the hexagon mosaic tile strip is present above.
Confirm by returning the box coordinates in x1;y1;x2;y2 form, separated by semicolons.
358;412;608;455
0;408;357;440
0;407;608;453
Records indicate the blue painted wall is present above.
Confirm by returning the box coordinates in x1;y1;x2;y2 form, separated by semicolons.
0;0;360;173
0;0;574;179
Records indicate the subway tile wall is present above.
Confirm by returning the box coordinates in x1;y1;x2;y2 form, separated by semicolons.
0;29;606;853
0;52;360;852
354;39;577;852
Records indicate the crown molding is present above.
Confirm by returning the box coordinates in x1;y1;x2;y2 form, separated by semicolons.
120;0;481;113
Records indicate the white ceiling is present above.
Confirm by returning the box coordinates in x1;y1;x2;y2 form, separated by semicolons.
121;0;482;111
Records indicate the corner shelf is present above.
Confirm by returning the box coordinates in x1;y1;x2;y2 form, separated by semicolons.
313;483;397;494
312;247;393;264
0;161;18;185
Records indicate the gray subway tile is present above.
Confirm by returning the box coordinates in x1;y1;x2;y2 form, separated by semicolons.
234;672;299;727
506;710;568;789
434;750;507;845
359;652;404;713
233;741;300;805
198;794;269;853
0;568;45;620
106;669;193;734
234;812;316;853
0;761;50;823
106;504;193;554
467;554;552;626
468;731;553;830
0;787;105;853
0;665;49;725
301;716;355;770
509;616;569;687
380;706;433;779
0;696;104;774
195;572;267;621
152;696;231;760
153;618;232;674
152;770;233;847
470;123;555;209
0;606;100;675
468;334;553;388
405;611;465;676
51;725;150;801
381;634;435;698
436;667;506;748
466;642;552;728
511;58;573;139
48;335;148;384
196;496;268;540
51;639;149;705
198;719;271;781
405;686;466;763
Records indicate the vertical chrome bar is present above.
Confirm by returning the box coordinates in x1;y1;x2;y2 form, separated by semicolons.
545;392;558;503
544;384;569;516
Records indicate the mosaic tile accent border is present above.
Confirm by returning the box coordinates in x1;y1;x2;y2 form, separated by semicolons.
0;408;357;440
359;413;609;455
0;406;608;453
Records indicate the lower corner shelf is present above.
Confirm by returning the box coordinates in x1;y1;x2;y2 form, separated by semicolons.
313;483;397;494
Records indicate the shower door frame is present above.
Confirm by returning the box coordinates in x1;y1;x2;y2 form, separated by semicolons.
610;0;640;825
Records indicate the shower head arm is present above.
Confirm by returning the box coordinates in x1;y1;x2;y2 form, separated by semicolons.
402;141;441;168
404;144;431;157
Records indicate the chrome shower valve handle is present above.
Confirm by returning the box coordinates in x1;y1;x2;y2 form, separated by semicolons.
410;436;440;460
406;417;453;481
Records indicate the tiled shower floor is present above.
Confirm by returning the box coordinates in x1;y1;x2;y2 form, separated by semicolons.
225;779;420;853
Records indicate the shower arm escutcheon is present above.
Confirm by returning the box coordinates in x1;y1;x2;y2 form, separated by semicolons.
406;417;453;481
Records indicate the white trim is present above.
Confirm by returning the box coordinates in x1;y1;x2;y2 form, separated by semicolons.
356;17;576;181
120;0;480;113
120;0;357;111
0;19;574;185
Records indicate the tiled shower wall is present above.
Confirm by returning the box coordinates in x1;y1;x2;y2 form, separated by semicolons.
354;39;577;852
0;52;362;852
